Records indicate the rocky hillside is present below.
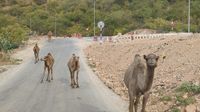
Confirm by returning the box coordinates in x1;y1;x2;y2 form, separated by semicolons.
84;34;200;111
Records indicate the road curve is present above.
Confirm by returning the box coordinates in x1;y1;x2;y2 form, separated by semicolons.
0;38;127;112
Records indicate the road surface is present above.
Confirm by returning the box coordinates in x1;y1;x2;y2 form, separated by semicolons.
0;38;127;112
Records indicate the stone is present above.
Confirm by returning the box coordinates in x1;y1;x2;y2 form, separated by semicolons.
183;93;188;99
88;58;92;61
95;62;101;66
184;105;197;112
197;106;200;112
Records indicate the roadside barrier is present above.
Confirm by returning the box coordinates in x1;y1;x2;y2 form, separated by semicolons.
110;33;193;42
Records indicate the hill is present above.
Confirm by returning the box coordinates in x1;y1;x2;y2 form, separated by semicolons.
0;0;200;37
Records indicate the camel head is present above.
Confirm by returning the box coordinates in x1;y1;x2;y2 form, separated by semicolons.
76;56;79;60
143;53;159;68
47;52;53;57
72;54;76;60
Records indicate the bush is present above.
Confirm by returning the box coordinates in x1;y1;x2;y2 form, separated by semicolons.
0;23;28;52
175;94;195;106
160;95;172;102
145;18;171;32
176;82;200;94
170;107;181;112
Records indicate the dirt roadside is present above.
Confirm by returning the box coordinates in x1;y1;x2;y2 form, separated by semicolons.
84;34;200;111
0;36;46;79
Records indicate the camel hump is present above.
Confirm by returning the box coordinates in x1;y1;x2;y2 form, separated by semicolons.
133;54;145;68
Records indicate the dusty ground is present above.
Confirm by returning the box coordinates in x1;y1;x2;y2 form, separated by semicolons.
0;36;46;74
84;34;200;111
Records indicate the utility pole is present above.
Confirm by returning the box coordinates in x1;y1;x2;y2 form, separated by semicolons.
93;0;96;37
54;0;57;37
54;14;57;37
29;17;32;30
188;0;191;33
29;1;32;35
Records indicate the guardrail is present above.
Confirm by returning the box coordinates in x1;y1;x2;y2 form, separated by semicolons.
115;33;193;40
87;33;196;42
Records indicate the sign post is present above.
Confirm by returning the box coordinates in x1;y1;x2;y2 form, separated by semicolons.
98;21;105;44
171;20;175;31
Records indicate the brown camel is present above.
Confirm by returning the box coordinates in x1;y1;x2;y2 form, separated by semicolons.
40;53;54;83
33;43;40;64
124;53;159;112
47;31;53;41
67;54;80;88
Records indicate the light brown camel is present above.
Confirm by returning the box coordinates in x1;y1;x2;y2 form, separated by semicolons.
124;53;159;112
40;53;54;83
67;54;80;88
33;43;40;64
47;31;53;41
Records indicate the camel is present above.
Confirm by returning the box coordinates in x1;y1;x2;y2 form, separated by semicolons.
67;54;80;88
40;53;54;83
33;43;40;64
124;53;159;112
47;31;53;41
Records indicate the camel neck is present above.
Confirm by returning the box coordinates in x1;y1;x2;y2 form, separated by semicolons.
145;67;155;91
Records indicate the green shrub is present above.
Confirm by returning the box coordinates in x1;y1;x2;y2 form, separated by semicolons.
145;18;171;32
0;23;28;52
176;82;200;94
170;107;181;112
160;95;172;102
175;94;195;106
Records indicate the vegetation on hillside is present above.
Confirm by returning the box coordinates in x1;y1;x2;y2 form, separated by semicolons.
0;0;200;51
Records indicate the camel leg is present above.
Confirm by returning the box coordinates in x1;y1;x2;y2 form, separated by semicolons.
36;53;39;62
129;95;134;112
51;67;53;80
141;92;150;112
41;66;46;83
36;54;38;63
35;54;37;63
34;53;37;64
69;69;73;86
72;71;75;88
47;67;50;82
74;71;76;85
134;95;141;112
76;70;79;88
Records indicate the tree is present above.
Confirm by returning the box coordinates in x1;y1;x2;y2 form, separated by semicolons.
34;0;47;5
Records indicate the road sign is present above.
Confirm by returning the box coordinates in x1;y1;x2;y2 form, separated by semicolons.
98;21;104;30
97;21;105;44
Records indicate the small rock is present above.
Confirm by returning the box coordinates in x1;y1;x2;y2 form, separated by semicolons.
95;62;101;66
92;68;97;71
194;81;200;86
0;67;7;73
184;105;197;112
197;106;200;112
183;93;188;99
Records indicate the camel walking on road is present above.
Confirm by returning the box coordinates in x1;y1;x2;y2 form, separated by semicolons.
41;53;54;83
68;54;80;88
33;43;40;64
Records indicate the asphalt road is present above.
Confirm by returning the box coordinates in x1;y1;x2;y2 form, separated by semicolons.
0;38;126;112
